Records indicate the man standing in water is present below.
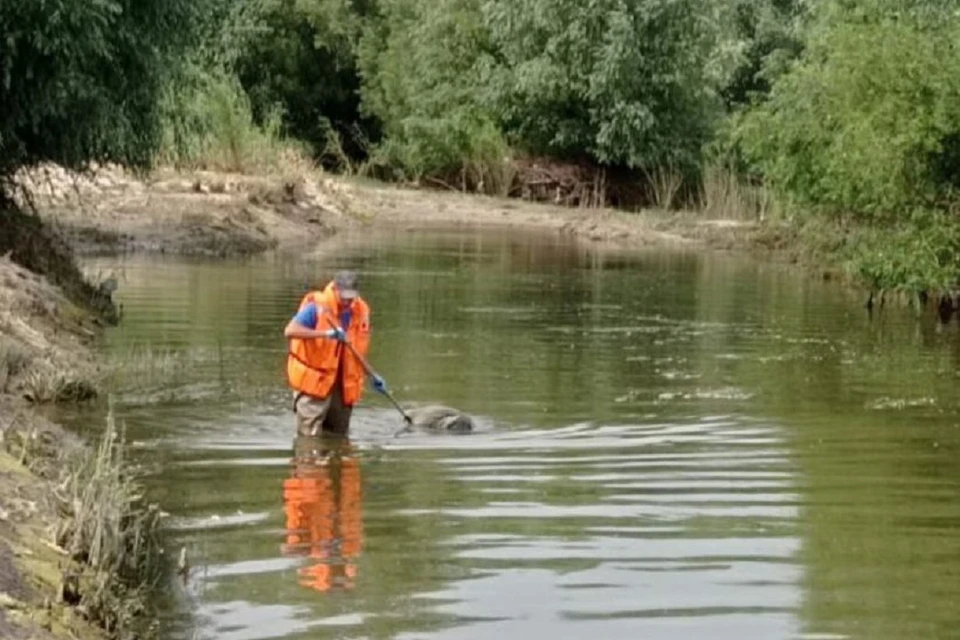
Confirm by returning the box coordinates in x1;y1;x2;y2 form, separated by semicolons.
284;270;385;436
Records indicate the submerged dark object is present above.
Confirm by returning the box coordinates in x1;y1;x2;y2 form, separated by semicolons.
403;405;475;433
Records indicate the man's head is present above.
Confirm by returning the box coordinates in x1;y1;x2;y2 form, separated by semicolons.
333;270;359;303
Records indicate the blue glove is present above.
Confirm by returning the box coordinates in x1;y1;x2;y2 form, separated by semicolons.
327;326;347;342
372;374;387;393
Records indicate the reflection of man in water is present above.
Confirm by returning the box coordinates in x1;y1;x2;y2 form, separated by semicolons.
281;436;363;592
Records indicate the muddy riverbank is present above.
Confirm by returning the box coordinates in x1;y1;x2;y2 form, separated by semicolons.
0;253;104;639
15;163;777;260
0;221;164;639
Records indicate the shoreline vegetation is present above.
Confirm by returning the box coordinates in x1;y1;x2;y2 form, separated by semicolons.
0;240;167;640
4;0;960;638
12;0;960;308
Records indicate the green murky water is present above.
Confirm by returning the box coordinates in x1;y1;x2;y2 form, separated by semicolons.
75;227;960;640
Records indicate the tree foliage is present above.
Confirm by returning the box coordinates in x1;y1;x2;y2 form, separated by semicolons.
737;19;960;217
0;0;207;180
356;0;506;182
235;0;378;161
8;0;960;293
718;0;805;109
481;0;724;171
731;1;960;290
352;0;768;182
162;0;805;182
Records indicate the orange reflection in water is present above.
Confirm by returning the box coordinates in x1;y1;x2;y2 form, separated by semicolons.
281;436;363;592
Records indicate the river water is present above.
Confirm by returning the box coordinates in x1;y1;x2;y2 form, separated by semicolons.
73;227;960;640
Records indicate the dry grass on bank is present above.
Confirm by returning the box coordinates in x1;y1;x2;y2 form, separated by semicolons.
1;403;166;640
0;229;167;639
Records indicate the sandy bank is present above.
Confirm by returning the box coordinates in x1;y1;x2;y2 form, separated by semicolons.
15;163;769;259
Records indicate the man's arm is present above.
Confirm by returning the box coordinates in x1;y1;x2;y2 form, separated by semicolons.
284;319;331;340
284;303;338;340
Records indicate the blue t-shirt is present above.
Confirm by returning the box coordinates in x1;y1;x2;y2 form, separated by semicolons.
292;302;352;332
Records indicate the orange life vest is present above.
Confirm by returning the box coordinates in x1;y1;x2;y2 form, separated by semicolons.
286;282;371;406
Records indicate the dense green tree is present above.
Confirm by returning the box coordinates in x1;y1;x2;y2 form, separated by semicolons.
736;12;960;216
7;0;960;293
0;0;209;182
0;0;219;319
718;0;805;109
356;0;753;182
481;0;724;171
356;0;509;186
731;0;960;291
236;0;379;162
